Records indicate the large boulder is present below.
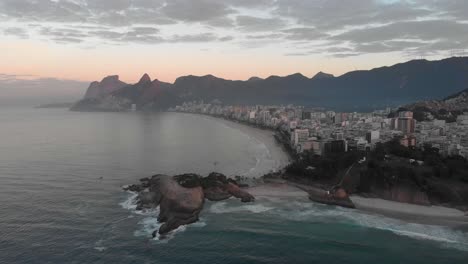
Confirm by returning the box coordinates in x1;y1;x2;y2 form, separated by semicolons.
226;182;255;202
156;176;204;236
124;172;255;236
201;172;255;202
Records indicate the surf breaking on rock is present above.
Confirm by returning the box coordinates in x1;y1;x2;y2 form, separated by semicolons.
123;172;255;237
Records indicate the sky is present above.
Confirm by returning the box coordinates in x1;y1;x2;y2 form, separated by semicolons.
1;0;468;102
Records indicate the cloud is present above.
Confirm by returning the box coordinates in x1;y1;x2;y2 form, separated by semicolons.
246;33;285;40
37;26;229;44
0;73;34;81
161;0;233;22
333;20;468;43
0;0;467;56
421;0;468;20
282;27;327;41
235;15;287;32
275;0;431;30
331;20;468;55
0;74;88;105
168;33;222;43
40;27;88;39
3;27;28;38
0;0;88;23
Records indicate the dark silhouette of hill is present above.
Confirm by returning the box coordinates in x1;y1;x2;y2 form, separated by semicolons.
72;57;468;112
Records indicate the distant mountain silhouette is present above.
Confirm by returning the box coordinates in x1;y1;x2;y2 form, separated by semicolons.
84;75;127;99
247;77;264;82
71;74;171;111
71;57;468;112
311;71;334;80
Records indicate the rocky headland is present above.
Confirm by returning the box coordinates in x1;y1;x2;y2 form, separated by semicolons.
123;172;254;236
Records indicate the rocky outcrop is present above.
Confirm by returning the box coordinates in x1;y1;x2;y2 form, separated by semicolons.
201;172;255;202
123;172;254;236
71;75;129;111
84;75;127;99
289;181;356;208
72;73;172;112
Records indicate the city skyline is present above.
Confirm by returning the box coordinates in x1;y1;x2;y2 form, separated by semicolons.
1;0;468;83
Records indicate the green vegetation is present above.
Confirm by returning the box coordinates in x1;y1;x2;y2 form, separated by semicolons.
284;139;468;206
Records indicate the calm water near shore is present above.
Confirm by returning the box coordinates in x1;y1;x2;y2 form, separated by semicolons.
1;108;468;263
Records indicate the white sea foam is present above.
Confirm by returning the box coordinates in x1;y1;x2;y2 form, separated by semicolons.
133;217;162;238
119;168;466;250
243;136;276;178
134;216;207;243
206;116;288;178
94;239;107;252
94;246;107;252
210;201;274;214
342;211;468;251
119;191;138;211
208;197;468;251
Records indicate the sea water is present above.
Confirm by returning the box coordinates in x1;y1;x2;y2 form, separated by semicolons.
0;107;467;264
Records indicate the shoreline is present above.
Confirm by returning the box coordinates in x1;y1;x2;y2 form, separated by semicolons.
175;111;468;224
350;195;468;227
184;113;292;177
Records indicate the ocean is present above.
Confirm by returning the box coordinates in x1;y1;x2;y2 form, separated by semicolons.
1;107;468;264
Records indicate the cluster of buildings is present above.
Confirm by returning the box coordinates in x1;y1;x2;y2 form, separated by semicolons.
171;101;468;159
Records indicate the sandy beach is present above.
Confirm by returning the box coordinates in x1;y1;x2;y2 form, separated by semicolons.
200;115;291;174
197;113;468;226
248;182;309;198
351;195;468;227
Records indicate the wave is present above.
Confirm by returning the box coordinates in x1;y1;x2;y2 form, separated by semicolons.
210;201;275;214
209;197;468;251
119;191;139;210
343;212;468;251
94;239;107;252
205;115;286;178
243;134;278;178
121;184;467;250
133;216;207;244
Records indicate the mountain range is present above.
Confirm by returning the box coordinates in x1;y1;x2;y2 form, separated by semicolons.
71;57;468;112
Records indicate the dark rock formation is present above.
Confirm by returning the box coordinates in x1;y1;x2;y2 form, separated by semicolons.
289;181;356;209
72;73;172;112
124;172;254;236
84;75;127;99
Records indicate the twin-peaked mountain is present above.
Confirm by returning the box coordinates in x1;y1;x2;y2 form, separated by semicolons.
71;57;468;112
71;74;172;111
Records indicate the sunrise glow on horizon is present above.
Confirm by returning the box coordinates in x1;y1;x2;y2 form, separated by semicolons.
2;37;410;84
2;0;467;84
